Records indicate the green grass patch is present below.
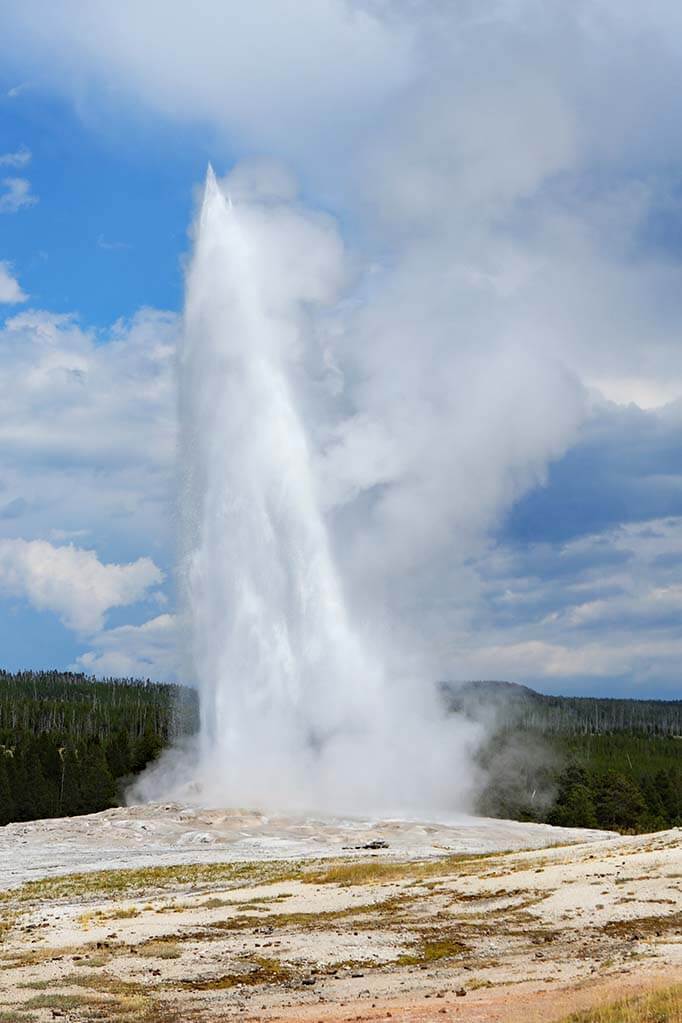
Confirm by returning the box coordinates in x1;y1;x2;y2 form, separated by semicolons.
396;934;468;965
58;971;148;995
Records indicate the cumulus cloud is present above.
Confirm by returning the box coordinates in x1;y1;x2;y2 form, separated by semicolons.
0;0;412;165
0;307;176;555
457;517;682;695
0;176;37;213
0;262;27;303
76;613;178;679
0;538;163;633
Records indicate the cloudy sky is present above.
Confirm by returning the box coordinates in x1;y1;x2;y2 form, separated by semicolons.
0;1;681;697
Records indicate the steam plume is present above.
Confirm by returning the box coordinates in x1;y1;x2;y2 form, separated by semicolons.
170;167;482;813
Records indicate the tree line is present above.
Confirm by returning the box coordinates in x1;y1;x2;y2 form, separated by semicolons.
0;671;198;826
0;671;679;834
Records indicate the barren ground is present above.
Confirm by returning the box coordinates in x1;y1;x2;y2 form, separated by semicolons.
0;805;679;1022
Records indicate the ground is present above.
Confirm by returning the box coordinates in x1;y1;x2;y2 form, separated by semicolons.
0;807;679;1022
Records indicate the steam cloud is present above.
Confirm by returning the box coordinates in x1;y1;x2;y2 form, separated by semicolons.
134;146;582;813
156;168;481;813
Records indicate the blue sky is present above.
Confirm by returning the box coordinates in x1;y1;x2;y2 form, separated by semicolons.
0;83;207;322
1;2;682;699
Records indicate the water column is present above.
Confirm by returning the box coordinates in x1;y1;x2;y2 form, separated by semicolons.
179;168;385;809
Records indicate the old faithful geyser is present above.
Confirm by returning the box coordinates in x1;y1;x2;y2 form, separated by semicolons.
177;168;479;813
181;169;385;809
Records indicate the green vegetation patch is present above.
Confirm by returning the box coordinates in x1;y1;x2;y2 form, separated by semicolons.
177;955;291;990
600;910;682;939
21;993;109;1011
396;933;468;965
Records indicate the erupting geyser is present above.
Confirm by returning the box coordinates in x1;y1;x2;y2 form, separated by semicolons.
173;167;481;813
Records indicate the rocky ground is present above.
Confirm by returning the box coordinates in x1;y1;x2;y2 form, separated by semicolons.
0;806;679;1022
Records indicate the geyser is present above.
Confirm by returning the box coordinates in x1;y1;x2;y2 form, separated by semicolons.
176;167;481;813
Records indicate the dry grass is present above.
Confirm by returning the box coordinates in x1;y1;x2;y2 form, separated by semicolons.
72;951;113;967
0;911;17;940
21;993;107;1010
77;905;139;927
0;945;82;968
561;983;682;1022
137;940;182;959
0;847;509;908
0;859;303;903
304;852;498;887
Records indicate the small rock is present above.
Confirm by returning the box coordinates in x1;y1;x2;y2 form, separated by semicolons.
456;987;467;997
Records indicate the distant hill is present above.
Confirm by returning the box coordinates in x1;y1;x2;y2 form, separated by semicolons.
440;680;681;834
442;679;682;736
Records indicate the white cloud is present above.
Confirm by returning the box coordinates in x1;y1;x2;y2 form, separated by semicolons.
0;307;177;556
0;1;412;165
0;176;37;213
454;634;682;696
6;82;30;99
444;518;682;693
97;235;131;251
456;639;628;680
588;377;682;410
76;613;179;679
0;538;163;633
0;262;27;303
0;147;31;168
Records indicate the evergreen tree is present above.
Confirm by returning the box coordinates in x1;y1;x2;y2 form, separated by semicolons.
0;755;13;826
78;742;116;814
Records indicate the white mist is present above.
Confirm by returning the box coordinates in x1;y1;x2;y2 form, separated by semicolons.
176;168;480;814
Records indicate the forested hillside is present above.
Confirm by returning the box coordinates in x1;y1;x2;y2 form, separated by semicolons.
445;682;682;834
0;671;198;825
444;680;682;735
